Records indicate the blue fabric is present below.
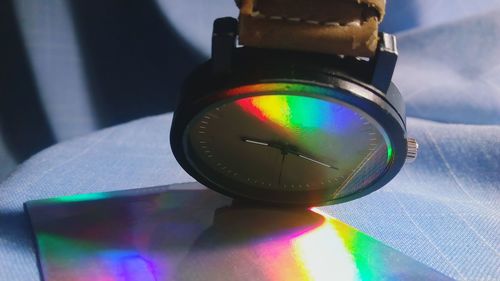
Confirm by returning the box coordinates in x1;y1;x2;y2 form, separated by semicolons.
2;0;498;179
157;0;500;56
0;0;203;180
2;3;500;281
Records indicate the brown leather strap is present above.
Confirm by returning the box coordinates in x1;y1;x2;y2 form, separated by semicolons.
238;0;386;57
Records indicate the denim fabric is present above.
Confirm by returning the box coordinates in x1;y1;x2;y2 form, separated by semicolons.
1;6;500;281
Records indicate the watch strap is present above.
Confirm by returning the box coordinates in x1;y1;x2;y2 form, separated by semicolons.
237;0;386;57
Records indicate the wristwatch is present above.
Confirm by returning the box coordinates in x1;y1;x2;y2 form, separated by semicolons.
171;0;418;206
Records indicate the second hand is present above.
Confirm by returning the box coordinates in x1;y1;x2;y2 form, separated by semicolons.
278;151;286;185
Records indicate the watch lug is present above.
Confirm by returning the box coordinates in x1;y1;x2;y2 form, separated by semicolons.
371;33;398;93
212;17;238;75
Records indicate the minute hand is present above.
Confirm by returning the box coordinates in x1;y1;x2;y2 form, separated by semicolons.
287;150;338;170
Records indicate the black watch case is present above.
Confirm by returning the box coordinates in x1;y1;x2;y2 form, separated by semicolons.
170;17;409;206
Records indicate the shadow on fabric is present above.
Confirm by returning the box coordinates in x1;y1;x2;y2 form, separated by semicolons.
68;0;204;128
0;0;56;165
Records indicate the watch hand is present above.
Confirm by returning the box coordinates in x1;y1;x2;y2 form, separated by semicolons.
278;152;286;185
242;138;289;153
241;137;286;152
285;149;338;170
297;154;338;170
241;137;270;147
242;137;338;170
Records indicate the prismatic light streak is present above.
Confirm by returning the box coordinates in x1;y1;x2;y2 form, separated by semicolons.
229;83;393;165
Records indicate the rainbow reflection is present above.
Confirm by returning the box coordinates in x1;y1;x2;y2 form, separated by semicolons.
230;84;353;134
50;192;108;203
246;208;383;281
37;233;159;281
235;95;353;133
27;189;446;281
309;207;380;281
227;83;393;164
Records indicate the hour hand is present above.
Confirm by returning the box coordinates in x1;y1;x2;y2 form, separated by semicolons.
241;137;270;147
241;137;286;152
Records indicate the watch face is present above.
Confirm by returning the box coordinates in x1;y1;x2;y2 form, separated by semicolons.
185;83;393;204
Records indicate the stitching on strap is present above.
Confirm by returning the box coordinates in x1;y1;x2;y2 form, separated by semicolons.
250;10;364;27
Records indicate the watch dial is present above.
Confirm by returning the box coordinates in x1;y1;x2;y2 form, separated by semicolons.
186;84;392;203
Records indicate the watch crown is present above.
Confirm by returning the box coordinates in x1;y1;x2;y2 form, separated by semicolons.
406;137;419;163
